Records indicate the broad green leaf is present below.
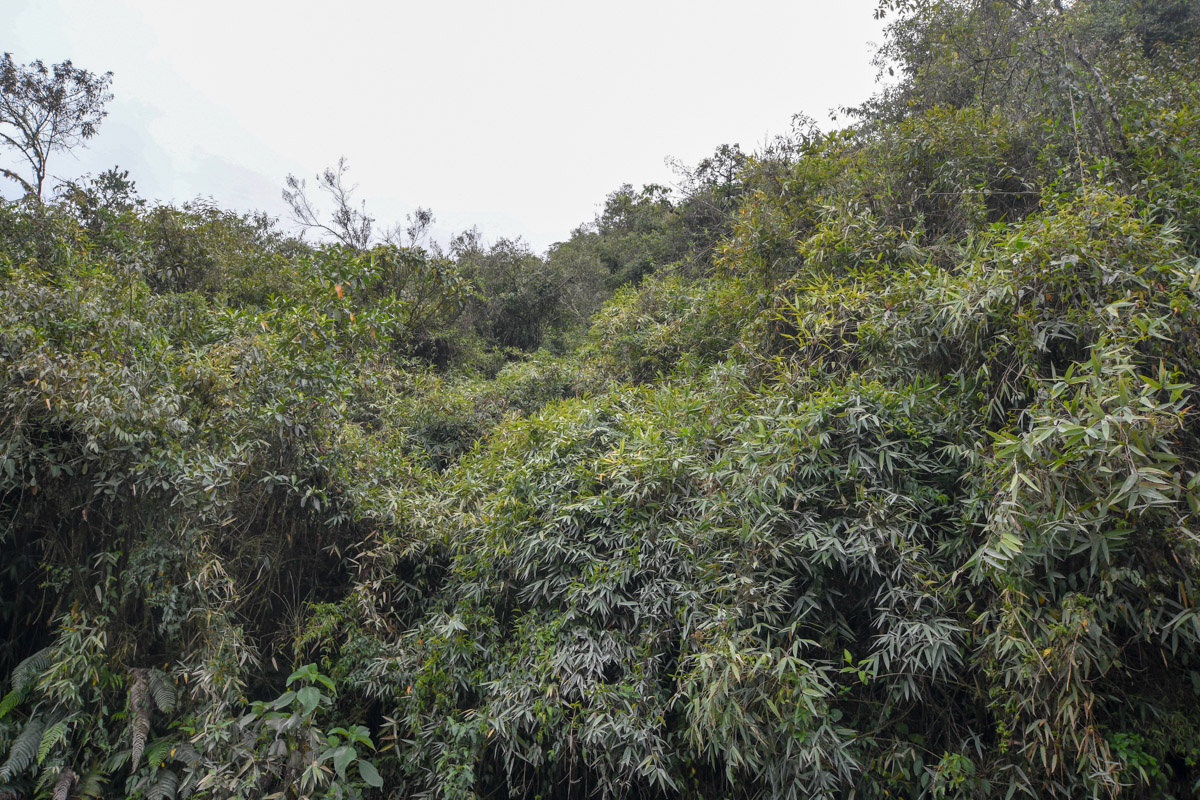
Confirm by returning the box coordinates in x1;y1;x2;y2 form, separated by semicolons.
357;759;384;788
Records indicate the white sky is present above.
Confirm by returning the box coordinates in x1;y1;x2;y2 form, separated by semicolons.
5;0;886;253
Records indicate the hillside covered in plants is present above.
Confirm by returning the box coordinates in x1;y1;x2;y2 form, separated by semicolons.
5;1;1200;798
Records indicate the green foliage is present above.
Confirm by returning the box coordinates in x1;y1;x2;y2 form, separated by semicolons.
452;232;574;352
5;2;1200;798
585;273;761;384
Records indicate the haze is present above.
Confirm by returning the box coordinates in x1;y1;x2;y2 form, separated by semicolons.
5;0;886;252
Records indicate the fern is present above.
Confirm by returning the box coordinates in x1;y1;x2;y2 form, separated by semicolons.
0;716;46;780
0;648;52;720
76;768;106;798
0;691;21;724
102;748;129;772
37;718;69;765
10;649;52;693
143;737;170;770
145;768;178;800
146;671;177;714
172;740;198;766
52;767;76;800
129;670;150;771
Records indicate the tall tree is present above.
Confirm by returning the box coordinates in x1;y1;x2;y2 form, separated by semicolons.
0;53;113;199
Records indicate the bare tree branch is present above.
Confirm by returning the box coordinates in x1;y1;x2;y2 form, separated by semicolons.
281;156;374;249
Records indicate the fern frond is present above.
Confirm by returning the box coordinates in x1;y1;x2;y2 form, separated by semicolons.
131;722;148;771
128;670;150;771
172;740;198;766
143;737;170;770
146;671;176;713
11;648;52;693
0;647;52;720
52;767;77;800
38;718;69;765
102;748;129;772
0;690;22;722
76;767;107;798
0;716;46;780
145;768;178;800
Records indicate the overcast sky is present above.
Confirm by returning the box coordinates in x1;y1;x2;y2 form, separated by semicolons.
6;0;886;253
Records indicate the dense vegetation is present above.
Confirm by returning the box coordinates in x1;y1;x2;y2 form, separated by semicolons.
4;1;1200;797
